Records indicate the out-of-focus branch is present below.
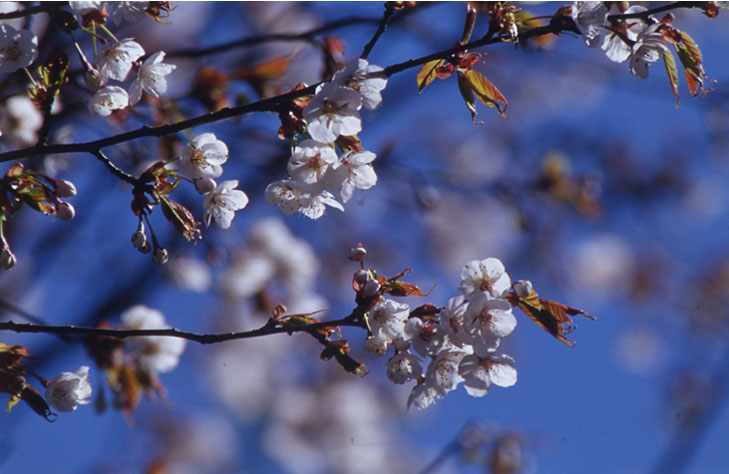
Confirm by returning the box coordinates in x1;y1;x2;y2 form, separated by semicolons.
0;313;366;345
0;2;66;21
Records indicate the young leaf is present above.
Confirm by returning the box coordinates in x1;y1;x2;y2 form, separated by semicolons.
675;31;710;97
663;49;680;108
457;72;481;124
463;69;508;118
416;59;446;93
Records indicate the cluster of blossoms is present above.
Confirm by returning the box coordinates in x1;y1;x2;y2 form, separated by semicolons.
361;257;524;410
177;132;249;230
266;59;387;219
570;2;670;78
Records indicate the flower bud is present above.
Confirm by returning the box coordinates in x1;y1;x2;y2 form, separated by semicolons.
364;336;389;356
194;177;216;195
363;279;381;297
348;243;367;262
131;230;147;249
353;269;370;286
153;247;169;265
1;248;16;270
45;366;92;412
54;179;77;198
513;280;533;298
56;202;75;220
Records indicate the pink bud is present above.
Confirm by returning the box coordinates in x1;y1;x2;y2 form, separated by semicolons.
131;230;147;249
353;269;370;285
1;248;16;270
363;279;381;297
194;178;216;195
348;243;367;262
55;179;77;198
56;202;75;220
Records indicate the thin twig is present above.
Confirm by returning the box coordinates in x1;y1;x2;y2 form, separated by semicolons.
360;3;396;60
0;2;66;21
91;150;137;185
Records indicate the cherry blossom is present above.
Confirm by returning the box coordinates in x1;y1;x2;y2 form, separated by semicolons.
166;256;212;292
440;294;471;348
203;180;249;229
629;23;669;79
180;133;229;180
465;293;516;339
386;350;423;384
265;179;305;216
96;38;145;82
336;150;377;203
404;317;448;358
366;298;410;343
601;6;647;63
424;349;467;397
364;334;391;356
110;1;149;24
458;257;511;299
570;1;608;48
45;366;93;412
513;279;533;298
0;24;38;73
121;305;186;374
287;139;338;184
333;58;388;110
69;1;102;16
458;353;517;397
407;380;438;410
303;83;362;143
298;189;344;220
88;85;129;116
129;51;176;105
1;95;42;147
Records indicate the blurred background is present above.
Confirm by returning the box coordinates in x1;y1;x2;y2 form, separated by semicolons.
1;2;729;473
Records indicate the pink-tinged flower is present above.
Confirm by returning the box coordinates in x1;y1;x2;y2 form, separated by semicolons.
407;380;438;411
458;353;517;397
333;58;388;110
298;190;344;220
386;350;423;384
88;85;129;116
629;23;669;79
121;305;186;374
303;83;362;143
337;150;377;203
426;349;467;397
0;24;38;73
364;334;391;355
367;298;410;342
204;180;249;229
1;95;42;147
404;317;448;358
129;51;176;105
180;133;228;180
69;1;102;15
570;1;608;48
440;294;471;348
265;179;305;215
601;5;647;63
464;292;516;356
45;366;92;412
96;38;145;82
287;139;338;185
458;257;511;299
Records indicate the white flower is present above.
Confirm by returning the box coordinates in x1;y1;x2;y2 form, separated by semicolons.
337;150;377;203
426;349;466;396
129;51;176;105
367;298;410;342
287;139;338;184
513;279;533;298
458;257;511;299
96;38;145;82
121;304;186;374
45;366;92;412
386;351;423;384
404;317;448;358
458;353;517;397
204;180;249;229
440;294;471;348
600;6;647;63
570;1;608;48
407;380;438;411
70;1;102;15
1;95;42;147
364;334;391;356
298;189;344;220
0;24;38;73
88;85;129;116
303;83;362;143
464;292;516;356
180;133;228;180
333;58;388;110
110;1;149;24
629;23;669;79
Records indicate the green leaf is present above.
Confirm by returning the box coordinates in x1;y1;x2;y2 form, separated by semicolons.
416;59;445;94
662;49;680;108
463;69;508;118
675;31;708;97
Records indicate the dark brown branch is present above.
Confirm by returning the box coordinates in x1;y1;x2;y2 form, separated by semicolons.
360;3;397;60
91;150;137;185
0;315;365;345
0;2;66;20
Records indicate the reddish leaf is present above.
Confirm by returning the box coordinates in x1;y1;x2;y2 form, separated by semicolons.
675;31;713;97
463;69;508;118
457;72;481;124
663;49;680;108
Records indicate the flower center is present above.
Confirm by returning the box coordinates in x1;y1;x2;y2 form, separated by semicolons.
1;41;22;61
191;149;209;168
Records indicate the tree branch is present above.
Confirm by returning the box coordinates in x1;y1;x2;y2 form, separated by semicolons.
0;2;66;21
0;314;365;345
360;3;397;60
